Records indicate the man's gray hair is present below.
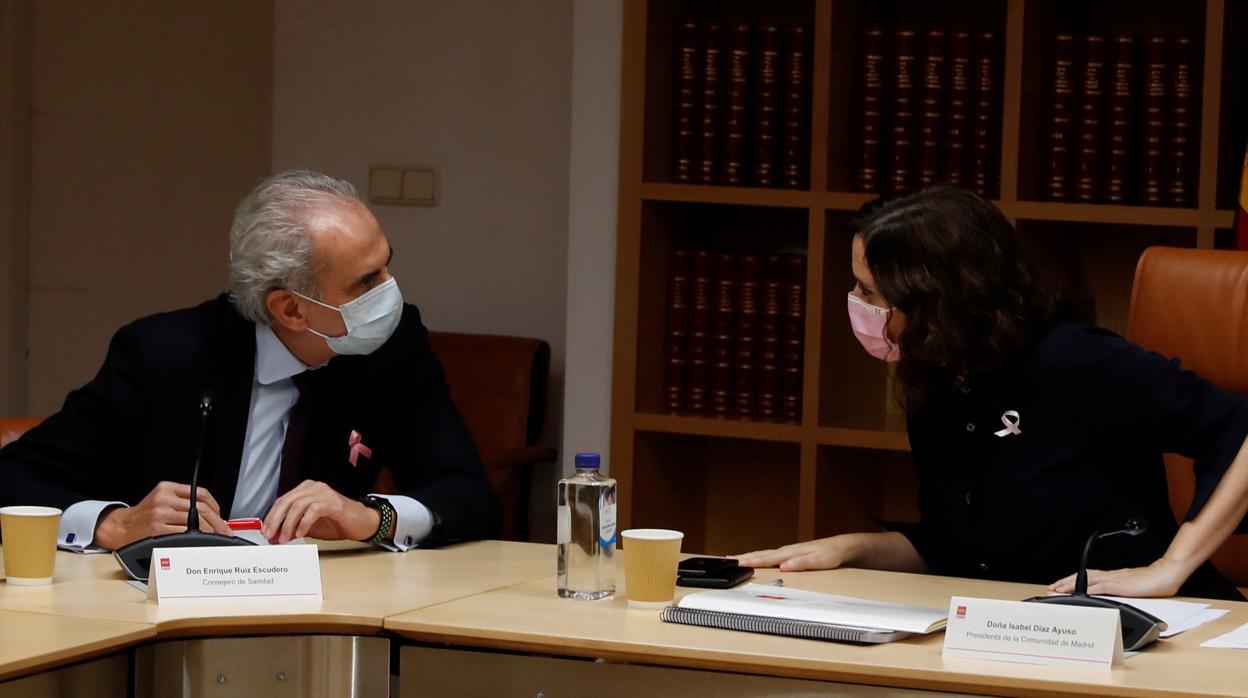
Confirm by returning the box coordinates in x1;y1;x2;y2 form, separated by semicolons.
228;170;360;324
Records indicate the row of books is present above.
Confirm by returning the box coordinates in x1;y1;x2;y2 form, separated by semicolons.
664;250;806;422
1044;34;1195;206
855;28;1001;199
673;21;809;188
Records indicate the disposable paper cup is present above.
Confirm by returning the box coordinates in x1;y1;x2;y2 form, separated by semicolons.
0;506;61;586
621;528;683;609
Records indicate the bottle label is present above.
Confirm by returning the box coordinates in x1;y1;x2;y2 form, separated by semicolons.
599;497;617;549
557;504;571;544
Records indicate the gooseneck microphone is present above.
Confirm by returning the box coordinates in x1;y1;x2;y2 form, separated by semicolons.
1026;519;1167;651
185;389;214;533
1074;519;1148;596
113;389;254;582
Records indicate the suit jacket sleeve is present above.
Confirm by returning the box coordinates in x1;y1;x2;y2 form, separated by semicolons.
0;322;151;511
380;309;500;544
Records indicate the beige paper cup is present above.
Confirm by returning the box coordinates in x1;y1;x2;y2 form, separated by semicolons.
621;528;683;609
1;506;62;586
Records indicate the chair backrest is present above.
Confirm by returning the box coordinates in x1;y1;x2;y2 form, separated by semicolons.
427;331;550;462
0;417;42;450
1127;246;1248;587
425;331;552;541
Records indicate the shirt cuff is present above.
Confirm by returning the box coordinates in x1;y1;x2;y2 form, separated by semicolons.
59;500;127;552
369;494;433;551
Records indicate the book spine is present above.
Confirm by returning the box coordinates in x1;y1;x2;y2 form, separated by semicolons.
1074;35;1106;203
916;30;945;189
942;31;971;186
711;253;738;415
1045;34;1076;201
887;29;918;192
969;32;998;199
663;250;690;412
780;255;806;422
686;251;713;412
752;25;781;187
734;255;760;417
780;25;808;189
697;21;723;185
756;255;783;419
1140;37;1167;205
674;21;700;183
1167;35;1194;207
720;23;751;185
1104;35;1136;204
855;28;886;192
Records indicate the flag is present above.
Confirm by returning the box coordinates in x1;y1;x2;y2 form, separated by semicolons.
1236;146;1248;250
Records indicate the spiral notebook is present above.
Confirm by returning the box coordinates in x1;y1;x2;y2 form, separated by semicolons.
661;584;948;644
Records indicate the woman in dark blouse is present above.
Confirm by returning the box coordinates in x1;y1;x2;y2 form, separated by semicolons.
734;185;1248;600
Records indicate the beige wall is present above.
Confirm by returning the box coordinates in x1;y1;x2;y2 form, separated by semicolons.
563;0;621;476
24;1;273;415
272;0;574;508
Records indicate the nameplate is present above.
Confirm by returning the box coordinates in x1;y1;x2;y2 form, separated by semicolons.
147;544;322;606
942;596;1123;670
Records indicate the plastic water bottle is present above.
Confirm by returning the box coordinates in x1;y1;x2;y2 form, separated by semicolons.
557;452;617;600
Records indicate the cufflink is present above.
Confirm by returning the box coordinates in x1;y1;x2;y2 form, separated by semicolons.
66;532;76;544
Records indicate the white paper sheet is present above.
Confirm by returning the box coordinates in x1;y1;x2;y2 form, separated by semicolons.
1201;622;1248;649
1097;596;1226;638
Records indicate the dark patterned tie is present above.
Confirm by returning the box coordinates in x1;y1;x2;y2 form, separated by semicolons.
277;371;313;496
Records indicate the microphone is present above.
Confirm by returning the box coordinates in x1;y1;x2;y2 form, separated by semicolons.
1026;519;1167;651
114;389;255;582
184;389;215;532
1074;518;1147;596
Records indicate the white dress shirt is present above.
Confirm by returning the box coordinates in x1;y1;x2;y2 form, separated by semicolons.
58;324;433;552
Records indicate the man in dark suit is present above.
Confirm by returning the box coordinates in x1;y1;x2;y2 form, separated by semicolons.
0;170;499;551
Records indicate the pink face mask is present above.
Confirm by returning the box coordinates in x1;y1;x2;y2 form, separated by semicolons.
847;293;900;362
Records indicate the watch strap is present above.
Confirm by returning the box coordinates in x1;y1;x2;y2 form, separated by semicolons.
361;496;395;546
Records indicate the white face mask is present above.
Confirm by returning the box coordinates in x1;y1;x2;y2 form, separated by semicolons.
292;277;403;355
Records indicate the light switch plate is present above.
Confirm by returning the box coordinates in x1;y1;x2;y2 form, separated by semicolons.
401;169;437;205
368;164;439;207
369;167;403;202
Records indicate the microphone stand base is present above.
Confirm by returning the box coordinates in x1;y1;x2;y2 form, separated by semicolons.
1025;593;1167;651
114;530;256;582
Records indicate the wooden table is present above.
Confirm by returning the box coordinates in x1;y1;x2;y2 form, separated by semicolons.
0;539;553;636
386;565;1248;698
5;541;1248;696
0;610;150;683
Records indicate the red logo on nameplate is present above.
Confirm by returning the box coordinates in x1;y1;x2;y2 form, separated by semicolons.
160;557;171;570
956;605;967;619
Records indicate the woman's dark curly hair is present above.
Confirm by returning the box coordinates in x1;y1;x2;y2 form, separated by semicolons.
853;185;1056;412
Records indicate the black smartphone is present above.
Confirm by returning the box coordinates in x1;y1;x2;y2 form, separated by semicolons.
676;557;754;588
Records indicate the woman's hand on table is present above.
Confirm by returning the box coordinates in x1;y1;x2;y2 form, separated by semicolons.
1048;558;1188;598
731;537;852;572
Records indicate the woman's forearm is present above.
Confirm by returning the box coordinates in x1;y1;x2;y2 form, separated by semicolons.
1163;435;1248;579
843;531;929;573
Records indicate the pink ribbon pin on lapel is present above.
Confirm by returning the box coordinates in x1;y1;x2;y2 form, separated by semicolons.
348;430;372;467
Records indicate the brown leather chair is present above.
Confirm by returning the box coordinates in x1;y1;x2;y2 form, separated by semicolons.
0;417;41;450
1127;246;1248;590
373;331;555;541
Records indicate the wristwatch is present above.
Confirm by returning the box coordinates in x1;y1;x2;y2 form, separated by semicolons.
359;495;395;546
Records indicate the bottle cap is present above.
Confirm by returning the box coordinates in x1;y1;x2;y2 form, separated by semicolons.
574;452;601;469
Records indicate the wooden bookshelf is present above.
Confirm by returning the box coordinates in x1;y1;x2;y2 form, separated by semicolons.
611;0;1246;555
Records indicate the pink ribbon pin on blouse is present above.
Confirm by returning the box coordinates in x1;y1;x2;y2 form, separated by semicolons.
348;430;372;467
